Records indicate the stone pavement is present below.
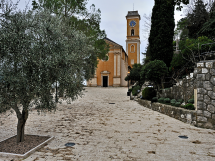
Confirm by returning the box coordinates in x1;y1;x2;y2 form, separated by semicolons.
0;87;215;161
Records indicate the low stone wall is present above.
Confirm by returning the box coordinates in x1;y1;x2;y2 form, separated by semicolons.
159;74;197;102
137;99;215;130
138;98;215;130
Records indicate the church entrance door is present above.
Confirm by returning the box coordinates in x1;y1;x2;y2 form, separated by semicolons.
103;76;108;87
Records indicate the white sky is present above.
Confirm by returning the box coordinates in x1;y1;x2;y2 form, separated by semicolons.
86;0;186;64
8;0;187;65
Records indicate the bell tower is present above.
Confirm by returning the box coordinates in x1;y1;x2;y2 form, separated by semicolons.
126;11;140;67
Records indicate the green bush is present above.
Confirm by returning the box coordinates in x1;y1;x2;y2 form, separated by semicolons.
187;99;194;104
184;103;195;110
170;99;176;106
151;97;158;103
129;88;132;92
158;97;165;103
177;99;183;103
175;102;181;107
140;60;168;87
132;85;140;96
142;87;156;100
164;98;170;103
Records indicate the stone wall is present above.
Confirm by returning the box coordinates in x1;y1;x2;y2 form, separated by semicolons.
195;60;215;129
140;60;215;130
138;99;197;127
159;73;197;103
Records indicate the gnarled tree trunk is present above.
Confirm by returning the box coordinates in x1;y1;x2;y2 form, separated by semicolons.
17;109;28;143
13;104;29;143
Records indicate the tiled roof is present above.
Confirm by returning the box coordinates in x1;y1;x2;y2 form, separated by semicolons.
104;37;127;56
126;11;140;19
126;11;140;16
104;37;121;46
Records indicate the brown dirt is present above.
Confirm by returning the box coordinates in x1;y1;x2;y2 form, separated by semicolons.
0;135;50;154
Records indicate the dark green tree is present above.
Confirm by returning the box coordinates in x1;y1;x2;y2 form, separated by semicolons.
148;0;175;67
187;0;209;39
142;44;151;65
125;63;144;86
198;2;215;41
140;60;168;91
167;0;189;11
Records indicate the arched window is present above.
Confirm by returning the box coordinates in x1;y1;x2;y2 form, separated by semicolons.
131;45;135;53
131;29;134;36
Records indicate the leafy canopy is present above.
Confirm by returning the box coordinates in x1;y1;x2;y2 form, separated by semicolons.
32;0;109;61
140;60;168;89
0;0;99;142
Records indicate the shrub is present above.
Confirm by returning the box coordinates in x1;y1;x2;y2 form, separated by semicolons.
177;99;183;103
187;99;194;104
129;88;132;92
142;87;156;100
140;60;168;88
151;97;158;103
184;103;195;110
175;102;181;107
170;99;176;106
164;98;170;103
158;97;165;103
132;85;140;96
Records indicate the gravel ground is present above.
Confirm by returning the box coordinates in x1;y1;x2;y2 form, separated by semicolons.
0;87;215;161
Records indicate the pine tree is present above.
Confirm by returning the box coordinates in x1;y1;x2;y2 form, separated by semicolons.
198;1;215;41
187;0;209;39
148;0;175;67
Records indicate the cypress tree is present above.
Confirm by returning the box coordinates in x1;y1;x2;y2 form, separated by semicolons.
148;0;175;67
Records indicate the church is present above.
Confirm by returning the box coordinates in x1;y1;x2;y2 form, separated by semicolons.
87;11;140;87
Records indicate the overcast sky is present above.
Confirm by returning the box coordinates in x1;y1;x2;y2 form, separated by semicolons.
7;0;188;65
86;0;187;64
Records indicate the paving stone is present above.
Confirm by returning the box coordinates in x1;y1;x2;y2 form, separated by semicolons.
64;155;73;160
44;152;53;156
1;87;215;161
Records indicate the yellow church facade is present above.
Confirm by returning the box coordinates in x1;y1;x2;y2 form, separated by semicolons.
87;11;140;87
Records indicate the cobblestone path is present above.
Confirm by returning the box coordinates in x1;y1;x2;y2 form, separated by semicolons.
1;87;215;161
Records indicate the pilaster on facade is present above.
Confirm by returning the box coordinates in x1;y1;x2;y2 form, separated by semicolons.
114;54;117;76
117;53;121;76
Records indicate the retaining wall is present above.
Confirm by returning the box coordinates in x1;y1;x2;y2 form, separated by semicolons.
138;99;198;127
138;60;215;130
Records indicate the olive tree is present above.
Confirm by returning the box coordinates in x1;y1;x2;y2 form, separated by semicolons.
0;0;97;143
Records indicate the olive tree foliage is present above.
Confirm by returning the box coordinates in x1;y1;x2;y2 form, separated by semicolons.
0;0;96;143
31;0;109;61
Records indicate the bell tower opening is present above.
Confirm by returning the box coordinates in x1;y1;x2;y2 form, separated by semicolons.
131;29;134;36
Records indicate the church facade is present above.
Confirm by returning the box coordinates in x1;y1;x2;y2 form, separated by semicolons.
87;11;140;87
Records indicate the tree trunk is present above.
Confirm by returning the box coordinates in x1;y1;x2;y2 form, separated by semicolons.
16;110;28;143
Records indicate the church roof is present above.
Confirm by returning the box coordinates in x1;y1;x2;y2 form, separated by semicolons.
126;11;140;19
104;37;121;46
104;37;127;56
